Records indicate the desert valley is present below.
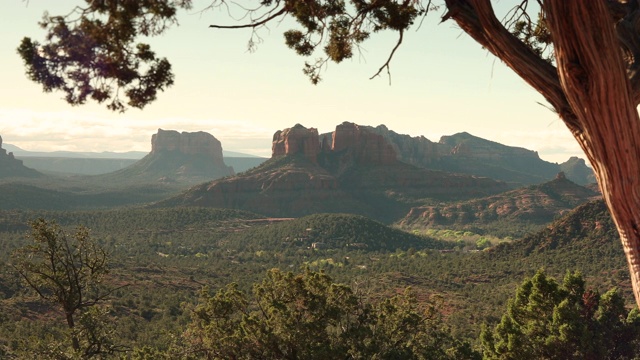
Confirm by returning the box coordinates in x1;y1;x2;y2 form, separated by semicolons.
0;122;632;358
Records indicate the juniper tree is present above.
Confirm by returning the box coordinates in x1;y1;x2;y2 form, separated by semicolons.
481;270;640;359
12;219;122;358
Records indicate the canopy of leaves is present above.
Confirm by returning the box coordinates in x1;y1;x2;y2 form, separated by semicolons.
18;0;192;112
184;268;478;359
481;269;640;360
20;0;551;108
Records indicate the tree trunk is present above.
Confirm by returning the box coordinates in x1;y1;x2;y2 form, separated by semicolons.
445;0;640;308
66;311;80;351
544;0;640;308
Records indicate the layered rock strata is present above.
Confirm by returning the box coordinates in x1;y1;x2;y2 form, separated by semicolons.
103;129;234;183
152;129;228;168
160;123;509;222
272;122;397;165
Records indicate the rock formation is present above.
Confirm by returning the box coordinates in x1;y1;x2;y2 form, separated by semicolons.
272;124;321;162
398;174;600;237
272;122;397;166
559;157;596;184
0;135;41;178
372;125;444;165
151;129;228;168
102;129;234;184
160;123;509;222
331;122;397;165
368;128;594;186
440;132;538;160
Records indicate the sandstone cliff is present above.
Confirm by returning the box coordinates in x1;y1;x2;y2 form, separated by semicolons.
273;122;397;166
272;124;321;162
151;129;228;167
330;122;397;165
159;123;509;222
371;125;444;165
101;129;234;184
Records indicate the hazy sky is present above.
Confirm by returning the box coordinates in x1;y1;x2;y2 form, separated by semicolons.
0;1;584;162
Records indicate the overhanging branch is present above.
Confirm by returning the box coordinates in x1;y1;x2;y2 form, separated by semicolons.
370;30;404;83
209;7;287;29
442;0;580;132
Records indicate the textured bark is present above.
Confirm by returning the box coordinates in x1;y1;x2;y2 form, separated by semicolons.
544;0;640;308
446;0;640;307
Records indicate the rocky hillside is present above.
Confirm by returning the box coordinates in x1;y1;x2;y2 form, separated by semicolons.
494;199;618;257
0;135;41;178
398;172;600;237
97;129;234;184
558;156;596;184
370;126;594;186
158;123;508;222
485;200;628;295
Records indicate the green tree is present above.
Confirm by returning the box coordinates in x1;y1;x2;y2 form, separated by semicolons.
16;1;185;112
18;1;640;308
11;218;123;359
481;270;640;360
475;237;491;250
183;268;478;359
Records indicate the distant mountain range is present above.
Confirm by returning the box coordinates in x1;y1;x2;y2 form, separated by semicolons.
0;123;598;219
156;122;599;225
5;125;594;185
3;124;594;184
4;143;261;159
7;135;267;176
368;126;595;186
156;123;510;222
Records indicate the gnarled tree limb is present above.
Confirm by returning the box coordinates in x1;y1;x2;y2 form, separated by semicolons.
442;0;579;132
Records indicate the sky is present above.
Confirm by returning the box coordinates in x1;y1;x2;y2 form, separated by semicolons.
0;1;585;162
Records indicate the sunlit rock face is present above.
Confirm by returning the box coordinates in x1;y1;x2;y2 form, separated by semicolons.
330;122;397;165
159;122;509;222
271;124;321;163
272;122;397;166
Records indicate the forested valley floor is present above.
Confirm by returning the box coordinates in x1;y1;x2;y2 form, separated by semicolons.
0;201;635;358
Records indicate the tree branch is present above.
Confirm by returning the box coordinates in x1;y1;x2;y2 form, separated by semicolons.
370;30;404;83
209;7;287;29
442;0;580;132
